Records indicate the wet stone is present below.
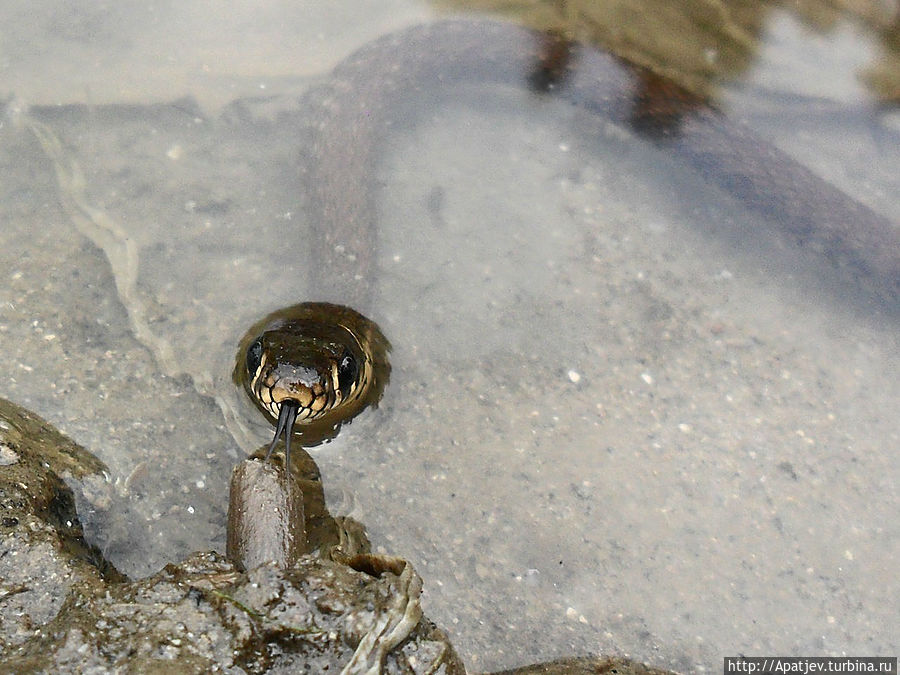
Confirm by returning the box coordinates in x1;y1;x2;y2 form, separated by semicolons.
0;396;675;673
0;397;465;673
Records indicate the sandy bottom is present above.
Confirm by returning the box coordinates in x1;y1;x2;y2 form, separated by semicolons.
1;7;898;673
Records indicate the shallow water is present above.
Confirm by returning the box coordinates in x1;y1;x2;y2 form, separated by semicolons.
1;2;898;672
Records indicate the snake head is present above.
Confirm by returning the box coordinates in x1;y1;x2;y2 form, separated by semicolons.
235;302;391;458
245;331;359;424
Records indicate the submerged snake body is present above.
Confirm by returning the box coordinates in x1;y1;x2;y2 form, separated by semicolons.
302;20;899;308
240;19;899;449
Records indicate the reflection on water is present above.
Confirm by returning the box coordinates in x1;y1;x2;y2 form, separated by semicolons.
1;2;898;672
431;0;900;102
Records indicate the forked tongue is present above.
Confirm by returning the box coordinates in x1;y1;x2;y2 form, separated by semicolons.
263;400;300;468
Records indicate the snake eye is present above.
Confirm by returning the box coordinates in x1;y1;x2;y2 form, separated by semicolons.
337;351;358;398
246;339;263;376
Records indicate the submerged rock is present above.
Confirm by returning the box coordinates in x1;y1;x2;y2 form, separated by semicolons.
0;397;123;654
0;397;675;673
0;398;463;673
5;549;462;673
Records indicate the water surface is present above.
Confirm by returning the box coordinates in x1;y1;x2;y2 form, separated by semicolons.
1;2;898;671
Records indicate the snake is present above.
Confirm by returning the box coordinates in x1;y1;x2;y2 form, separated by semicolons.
235;19;900;457
234;302;390;464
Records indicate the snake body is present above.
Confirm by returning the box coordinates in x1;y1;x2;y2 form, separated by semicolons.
239;19;899;449
302;19;899;309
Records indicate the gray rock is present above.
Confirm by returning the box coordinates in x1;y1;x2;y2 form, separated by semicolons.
0;398;463;674
0;397;674;674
